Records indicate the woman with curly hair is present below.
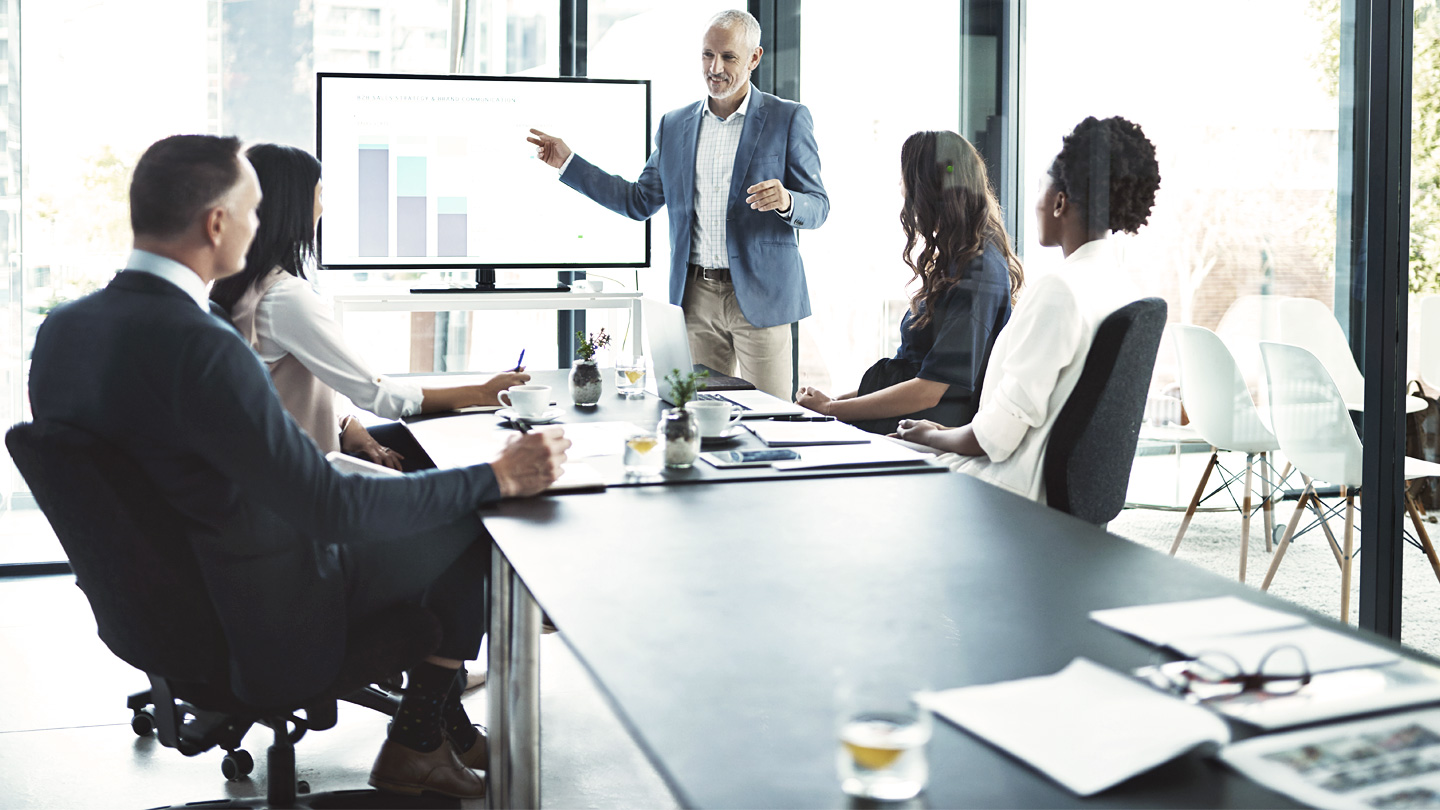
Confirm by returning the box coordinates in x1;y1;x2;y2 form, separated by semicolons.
897;116;1162;501
794;130;1022;435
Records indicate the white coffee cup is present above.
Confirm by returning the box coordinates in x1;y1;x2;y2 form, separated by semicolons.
499;385;552;418
685;399;743;437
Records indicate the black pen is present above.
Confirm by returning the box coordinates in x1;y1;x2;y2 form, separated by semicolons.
513;349;526;372
778;415;836;422
511;417;531;433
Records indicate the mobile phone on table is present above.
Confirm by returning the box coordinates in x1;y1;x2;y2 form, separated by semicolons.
701;448;801;468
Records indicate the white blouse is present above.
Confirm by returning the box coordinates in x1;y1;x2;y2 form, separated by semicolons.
944;239;1141;502
250;273;424;419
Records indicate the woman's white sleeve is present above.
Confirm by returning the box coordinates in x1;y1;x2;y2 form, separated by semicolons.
258;281;425;419
968;278;1084;463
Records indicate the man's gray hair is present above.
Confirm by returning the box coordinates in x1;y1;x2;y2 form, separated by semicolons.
708;9;762;52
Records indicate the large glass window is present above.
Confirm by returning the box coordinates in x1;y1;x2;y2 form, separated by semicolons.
798;2;960;394
586;1;733;302
3;0;564;564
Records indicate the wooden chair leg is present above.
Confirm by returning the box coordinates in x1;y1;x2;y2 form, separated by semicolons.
1240;454;1255;583
1406;488;1440;586
1262;483;1313;591
1171;451;1218;556
1341;488;1355;625
1261;451;1276;553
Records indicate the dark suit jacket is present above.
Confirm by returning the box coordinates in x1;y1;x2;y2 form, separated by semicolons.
561;88;829;328
29;271;500;706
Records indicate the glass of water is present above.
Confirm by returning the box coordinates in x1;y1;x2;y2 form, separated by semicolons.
835;679;932;801
622;431;663;477
615;355;648;398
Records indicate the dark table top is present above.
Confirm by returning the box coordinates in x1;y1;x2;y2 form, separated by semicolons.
477;471;1341;808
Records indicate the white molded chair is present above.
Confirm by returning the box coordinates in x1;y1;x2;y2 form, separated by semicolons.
1419;295;1440;390
1278;298;1366;406
1169;325;1289;582
1259;341;1440;623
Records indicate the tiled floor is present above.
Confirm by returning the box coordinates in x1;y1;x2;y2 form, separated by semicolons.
0;572;678;809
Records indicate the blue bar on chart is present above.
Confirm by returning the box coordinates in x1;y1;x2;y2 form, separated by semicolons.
397;156;427;257
358;141;388;256
438;197;467;256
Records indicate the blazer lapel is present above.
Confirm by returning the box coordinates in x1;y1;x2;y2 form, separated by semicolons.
728;90;769;212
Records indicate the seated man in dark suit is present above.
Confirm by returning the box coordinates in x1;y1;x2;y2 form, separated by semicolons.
27;134;568;799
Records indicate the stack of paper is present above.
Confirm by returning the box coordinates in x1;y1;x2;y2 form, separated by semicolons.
1093;597;1435;729
919;658;1230;796
747;420;873;447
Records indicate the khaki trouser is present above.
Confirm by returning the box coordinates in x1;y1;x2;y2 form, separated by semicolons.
681;275;793;399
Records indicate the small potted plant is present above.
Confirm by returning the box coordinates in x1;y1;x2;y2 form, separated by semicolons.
570;328;610;406
659;368;708;468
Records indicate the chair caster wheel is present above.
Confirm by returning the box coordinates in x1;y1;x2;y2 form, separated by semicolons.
297;780;311;794
221;749;254;781
130;709;155;737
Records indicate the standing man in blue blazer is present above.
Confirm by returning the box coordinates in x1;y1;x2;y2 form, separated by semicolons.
527;8;828;398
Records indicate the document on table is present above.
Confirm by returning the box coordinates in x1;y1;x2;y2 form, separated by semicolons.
919;658;1230;796
747;420;873;447
1090;596;1307;647
1220;708;1440;810
1168;625;1400;675
770;441;934;470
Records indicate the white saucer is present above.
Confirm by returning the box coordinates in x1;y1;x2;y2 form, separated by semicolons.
699;426;744;446
496;407;564;424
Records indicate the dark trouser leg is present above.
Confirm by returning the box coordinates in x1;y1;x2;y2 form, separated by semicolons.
338;513;489;662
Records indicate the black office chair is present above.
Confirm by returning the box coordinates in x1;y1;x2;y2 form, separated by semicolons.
1044;297;1168;525
6;421;450;809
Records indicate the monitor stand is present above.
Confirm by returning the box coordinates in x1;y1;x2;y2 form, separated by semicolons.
411;268;571;294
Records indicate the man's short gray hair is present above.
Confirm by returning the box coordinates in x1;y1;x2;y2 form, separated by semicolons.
708;9;762;52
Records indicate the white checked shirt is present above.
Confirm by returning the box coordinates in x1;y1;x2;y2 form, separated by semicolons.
689;87;753;269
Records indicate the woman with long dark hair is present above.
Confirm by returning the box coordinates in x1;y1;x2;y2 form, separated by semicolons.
897;116;1162;502
212;144;527;469
794;130;1022;435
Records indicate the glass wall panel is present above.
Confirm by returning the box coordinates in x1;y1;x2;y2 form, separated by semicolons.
798;1;960;394
1023;0;1371;636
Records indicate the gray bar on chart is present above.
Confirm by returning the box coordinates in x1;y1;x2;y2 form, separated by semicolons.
358;148;388;256
397;196;426;257
438;213;467;257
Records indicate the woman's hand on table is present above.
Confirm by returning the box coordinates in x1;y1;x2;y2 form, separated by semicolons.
477;372;531;405
794;386;833;414
893;419;945;447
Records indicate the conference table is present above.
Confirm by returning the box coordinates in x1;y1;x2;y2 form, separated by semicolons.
400;370;1359;809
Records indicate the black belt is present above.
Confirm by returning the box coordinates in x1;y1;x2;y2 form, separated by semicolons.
688;263;731;282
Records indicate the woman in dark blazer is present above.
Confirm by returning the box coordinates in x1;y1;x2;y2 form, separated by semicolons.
795;130;1024;435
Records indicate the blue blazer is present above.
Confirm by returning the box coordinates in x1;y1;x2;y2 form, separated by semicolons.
561;88;829;328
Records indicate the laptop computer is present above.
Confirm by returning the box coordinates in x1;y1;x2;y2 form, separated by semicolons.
642;297;810;419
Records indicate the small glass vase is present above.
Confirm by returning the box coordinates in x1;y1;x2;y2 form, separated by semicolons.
659;407;701;469
569;360;602;406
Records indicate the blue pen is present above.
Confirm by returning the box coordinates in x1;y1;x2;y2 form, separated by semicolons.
513;349;526;372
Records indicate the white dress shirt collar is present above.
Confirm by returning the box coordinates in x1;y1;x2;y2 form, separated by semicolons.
704;83;753;123
126;249;211;311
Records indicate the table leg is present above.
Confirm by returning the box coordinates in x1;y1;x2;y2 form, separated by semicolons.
488;546;513;810
509;576;542;809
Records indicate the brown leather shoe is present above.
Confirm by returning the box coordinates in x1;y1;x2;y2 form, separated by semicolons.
368;738;486;799
452;725;489;771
